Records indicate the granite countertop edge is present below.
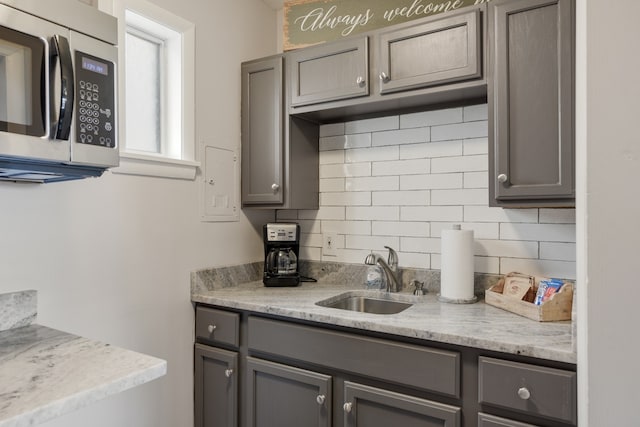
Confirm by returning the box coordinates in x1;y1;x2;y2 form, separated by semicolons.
191;280;576;365
0;291;167;427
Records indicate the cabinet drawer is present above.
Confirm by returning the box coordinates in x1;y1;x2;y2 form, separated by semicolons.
478;356;576;425
249;316;460;398
478;412;536;427
195;306;240;348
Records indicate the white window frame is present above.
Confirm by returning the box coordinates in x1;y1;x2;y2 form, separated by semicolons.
101;0;198;179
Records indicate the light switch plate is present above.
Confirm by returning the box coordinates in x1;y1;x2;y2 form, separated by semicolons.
323;232;338;256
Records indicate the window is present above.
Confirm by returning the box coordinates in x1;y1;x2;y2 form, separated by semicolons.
105;0;197;179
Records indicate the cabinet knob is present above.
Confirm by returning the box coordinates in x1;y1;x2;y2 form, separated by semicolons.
379;72;390;83
517;387;531;400
271;183;280;192
225;369;234;378
343;402;353;413
207;324;217;334
497;173;508;183
356;76;366;87
316;394;326;405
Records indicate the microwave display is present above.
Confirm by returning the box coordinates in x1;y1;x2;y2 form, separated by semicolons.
81;56;108;76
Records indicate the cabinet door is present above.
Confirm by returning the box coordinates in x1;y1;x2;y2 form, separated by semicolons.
478;413;537;427
289;37;369;107
489;0;574;206
377;9;481;95
241;56;283;205
342;381;460;427
194;344;238;427
246;357;331;427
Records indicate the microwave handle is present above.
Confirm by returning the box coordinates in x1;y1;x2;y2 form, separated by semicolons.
52;35;74;140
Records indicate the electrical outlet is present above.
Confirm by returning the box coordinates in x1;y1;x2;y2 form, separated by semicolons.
323;232;338;256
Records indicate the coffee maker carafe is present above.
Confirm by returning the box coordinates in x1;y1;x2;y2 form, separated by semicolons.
263;223;300;287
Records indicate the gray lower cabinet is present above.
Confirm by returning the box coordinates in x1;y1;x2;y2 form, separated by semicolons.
194;344;238;427
478;413;537;427
488;0;575;207
376;8;482;95
343;381;460;427
246;357;332;427
288;37;369;107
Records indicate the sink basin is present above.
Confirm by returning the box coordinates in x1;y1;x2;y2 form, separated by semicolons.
316;292;415;315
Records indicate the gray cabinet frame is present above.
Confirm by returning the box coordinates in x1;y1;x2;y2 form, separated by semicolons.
246;356;332;427
488;0;575;206
377;9;482;94
194;344;238;427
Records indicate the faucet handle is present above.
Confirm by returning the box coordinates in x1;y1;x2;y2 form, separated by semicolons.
384;246;398;270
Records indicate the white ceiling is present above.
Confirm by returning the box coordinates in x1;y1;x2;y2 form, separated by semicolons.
262;0;284;10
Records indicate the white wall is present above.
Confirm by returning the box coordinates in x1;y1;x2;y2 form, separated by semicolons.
279;104;576;280
0;1;277;426
577;0;640;425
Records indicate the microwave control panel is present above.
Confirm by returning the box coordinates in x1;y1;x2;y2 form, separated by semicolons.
74;50;116;148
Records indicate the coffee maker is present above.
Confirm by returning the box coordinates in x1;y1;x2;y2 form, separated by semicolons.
263;223;300;287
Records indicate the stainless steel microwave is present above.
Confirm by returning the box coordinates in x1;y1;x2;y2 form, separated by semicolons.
0;0;118;182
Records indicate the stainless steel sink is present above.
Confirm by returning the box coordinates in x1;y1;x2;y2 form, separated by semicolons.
316;292;415;315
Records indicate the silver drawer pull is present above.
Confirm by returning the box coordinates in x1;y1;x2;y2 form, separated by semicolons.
379;72;390;83
207;324;217;334
225;369;234;378
271;183;280;192
356;76;366;87
517;387;531;400
497;173;508;183
343;402;353;413
316;394;325;405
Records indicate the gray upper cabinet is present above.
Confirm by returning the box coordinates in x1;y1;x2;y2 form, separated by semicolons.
289;37;369;107
241;56;284;206
377;9;482;94
488;0;575;207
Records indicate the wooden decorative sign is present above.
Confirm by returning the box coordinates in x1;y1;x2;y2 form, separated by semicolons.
284;0;492;50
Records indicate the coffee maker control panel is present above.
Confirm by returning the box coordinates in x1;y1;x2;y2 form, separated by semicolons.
266;223;298;242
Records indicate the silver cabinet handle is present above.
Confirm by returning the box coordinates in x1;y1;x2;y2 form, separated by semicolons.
207;324;217;334
225;369;234;378
356;76;366;87
379;72;390;83
497;173;508;183
271;183;280;192
343;402;353;413
316;394;325;405
517;387;531;400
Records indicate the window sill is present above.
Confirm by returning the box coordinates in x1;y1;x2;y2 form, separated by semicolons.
111;152;200;180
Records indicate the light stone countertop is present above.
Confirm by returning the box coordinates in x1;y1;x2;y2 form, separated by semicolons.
192;280;576;364
0;291;167;427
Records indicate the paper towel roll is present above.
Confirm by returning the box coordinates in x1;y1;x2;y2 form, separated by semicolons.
439;225;476;303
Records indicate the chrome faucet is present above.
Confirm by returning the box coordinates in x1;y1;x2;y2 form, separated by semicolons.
364;246;401;292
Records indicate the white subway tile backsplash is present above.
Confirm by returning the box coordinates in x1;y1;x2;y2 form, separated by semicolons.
320;133;371;151
500;223;576;243
431;189;487;206
321;191;371;206
320;162;371;179
346;146;399;163
322;220;371;235
319;150;345;165
320;178;345;192
372;190;430;206
400;173;463;190
294;106;575;280
431;120;488;141
540;242;577;262
463;137;489;155
347;206;399;221
319;122;345;137
372;159;430;176
346;235;400;250
372;221;430;237
463;104;488;122
401;206;463;222
400;107;463;128
539;209;576;224
372;127;430;147
346;176;399;191
400;140;463;159
345;116;399;134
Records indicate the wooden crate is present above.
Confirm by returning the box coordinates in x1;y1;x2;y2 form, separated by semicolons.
485;275;573;322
